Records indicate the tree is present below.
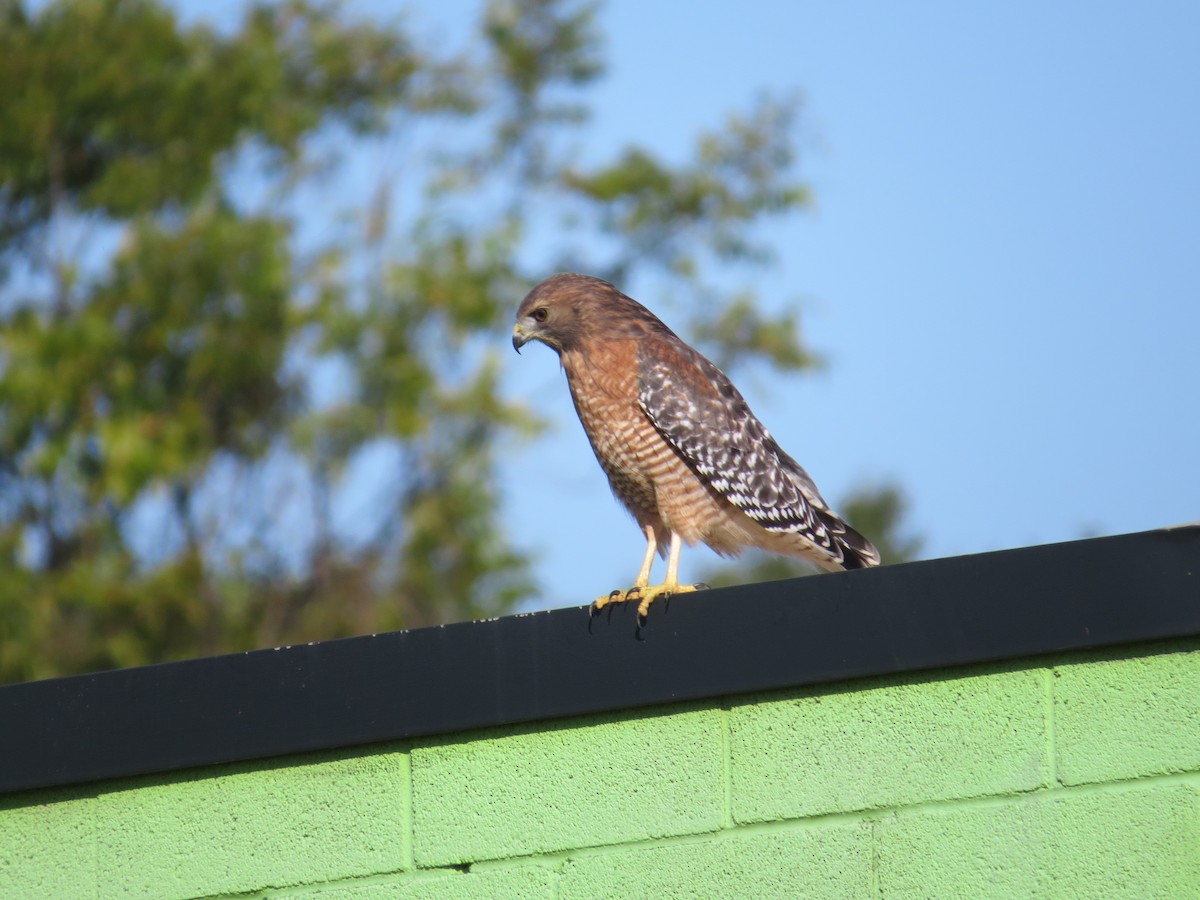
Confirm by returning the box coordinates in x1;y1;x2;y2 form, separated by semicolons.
0;0;915;684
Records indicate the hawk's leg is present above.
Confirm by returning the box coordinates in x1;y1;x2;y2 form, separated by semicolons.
592;525;655;615
592;529;706;622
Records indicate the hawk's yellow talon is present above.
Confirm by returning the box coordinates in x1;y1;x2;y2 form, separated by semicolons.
592;581;703;623
636;594;655;621
590;589;623;615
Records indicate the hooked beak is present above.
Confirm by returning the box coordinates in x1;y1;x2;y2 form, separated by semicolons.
512;323;529;354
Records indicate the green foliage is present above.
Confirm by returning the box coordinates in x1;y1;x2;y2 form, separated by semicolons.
486;0;603;149
0;0;416;256
0;0;914;684
690;291;821;373
563;96;810;274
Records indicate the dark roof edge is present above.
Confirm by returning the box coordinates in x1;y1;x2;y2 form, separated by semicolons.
2;526;1199;795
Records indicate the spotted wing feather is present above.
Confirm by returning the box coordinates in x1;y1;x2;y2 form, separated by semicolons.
636;341;879;569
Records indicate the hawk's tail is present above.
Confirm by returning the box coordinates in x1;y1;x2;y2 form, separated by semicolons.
824;511;882;570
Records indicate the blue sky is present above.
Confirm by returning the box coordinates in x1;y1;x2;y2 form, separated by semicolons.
181;1;1200;609
497;1;1200;606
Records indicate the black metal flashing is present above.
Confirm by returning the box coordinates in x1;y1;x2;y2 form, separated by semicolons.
2;526;1199;795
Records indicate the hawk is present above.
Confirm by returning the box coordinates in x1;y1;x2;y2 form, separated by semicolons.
512;273;879;620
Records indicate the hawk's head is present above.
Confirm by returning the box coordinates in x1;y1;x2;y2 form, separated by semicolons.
512;272;608;355
513;272;667;356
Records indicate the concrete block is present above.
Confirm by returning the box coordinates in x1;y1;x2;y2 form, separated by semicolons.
411;709;723;865
1055;647;1200;785
876;783;1200;899
730;669;1049;821
558;823;872;900
95;749;410;899
0;790;97;900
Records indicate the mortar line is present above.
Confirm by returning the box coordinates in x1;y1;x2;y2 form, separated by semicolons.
402;749;416;871
869;818;882;899
1044;665;1059;788
237;865;475;899
720;702;734;829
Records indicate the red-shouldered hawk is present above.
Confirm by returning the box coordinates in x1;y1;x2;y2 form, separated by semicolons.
512;273;880;620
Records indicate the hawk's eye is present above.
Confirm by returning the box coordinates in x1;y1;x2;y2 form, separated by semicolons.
531;307;549;323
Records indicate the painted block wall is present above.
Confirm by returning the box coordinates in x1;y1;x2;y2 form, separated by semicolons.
2;638;1197;899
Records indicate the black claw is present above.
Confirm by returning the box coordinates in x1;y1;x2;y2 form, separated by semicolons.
693;582;711;591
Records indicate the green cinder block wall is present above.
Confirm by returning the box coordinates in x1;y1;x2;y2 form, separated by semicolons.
2;639;1198;899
